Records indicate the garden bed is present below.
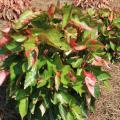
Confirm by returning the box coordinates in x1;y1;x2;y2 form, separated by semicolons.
0;0;120;120
0;63;120;120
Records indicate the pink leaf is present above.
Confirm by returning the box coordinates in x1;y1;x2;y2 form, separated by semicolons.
1;22;11;33
0;54;8;61
0;70;9;86
92;56;110;69
1;27;11;33
107;26;111;31
84;71;97;97
69;39;77;47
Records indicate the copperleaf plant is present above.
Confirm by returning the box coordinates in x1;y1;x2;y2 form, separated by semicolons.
0;4;120;120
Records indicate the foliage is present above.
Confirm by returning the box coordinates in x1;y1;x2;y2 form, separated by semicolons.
0;4;120;120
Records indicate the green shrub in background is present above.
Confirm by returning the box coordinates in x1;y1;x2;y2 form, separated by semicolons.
0;4;120;120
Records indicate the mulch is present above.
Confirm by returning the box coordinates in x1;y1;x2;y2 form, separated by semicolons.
86;63;120;120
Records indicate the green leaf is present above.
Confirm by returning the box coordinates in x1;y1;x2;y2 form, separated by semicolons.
45;29;71;51
53;53;63;70
113;18;120;28
97;72;111;81
59;104;66;120
71;58;83;68
37;79;48;88
103;80;111;89
37;70;50;88
31;13;50;29
54;91;77;105
73;81;85;96
10;62;22;88
23;37;36;51
94;84;100;98
62;5;72;28
87;8;95;16
5;41;21;51
100;9;110;17
19;97;28;119
14;10;33;29
66;112;74;120
12;34;26;42
83;28;98;41
117;46;120;52
37;57;47;69
61;65;71;84
16;89;28;100
71;105;83;120
24;62;38;89
76;69;83;76
29;102;36;114
19;10;33;22
110;41;116;51
10;62;18;81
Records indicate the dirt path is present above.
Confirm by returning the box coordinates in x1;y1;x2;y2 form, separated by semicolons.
86;63;120;120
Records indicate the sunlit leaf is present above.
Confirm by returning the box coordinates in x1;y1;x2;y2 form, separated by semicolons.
19;97;28;119
62;5;72;28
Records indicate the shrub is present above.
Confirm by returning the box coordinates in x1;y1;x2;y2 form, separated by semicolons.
0;4;120;120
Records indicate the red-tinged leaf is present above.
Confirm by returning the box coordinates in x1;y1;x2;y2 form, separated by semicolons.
42;49;48;57
108;13;113;22
92;56;110;69
73;0;80;7
23;19;30;25
0;70;9;86
0;34;10;48
23;29;32;35
107;26;111;31
0;54;8;61
48;4;55;16
70;19;93;31
71;76;77;82
69;39;77;47
74;45;87;51
83;71;97;97
25;48;38;67
67;71;76;82
90;40;98;45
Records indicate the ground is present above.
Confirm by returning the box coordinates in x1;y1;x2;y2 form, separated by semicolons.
86;63;120;120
